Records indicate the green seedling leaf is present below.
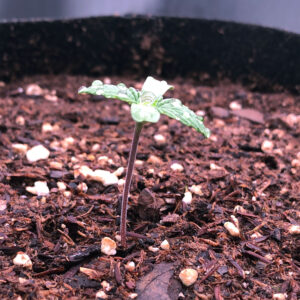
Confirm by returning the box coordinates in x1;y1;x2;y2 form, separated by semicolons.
79;77;210;138
78;80;139;104
157;98;210;137
131;103;160;123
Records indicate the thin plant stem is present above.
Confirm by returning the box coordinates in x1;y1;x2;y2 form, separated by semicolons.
120;122;144;247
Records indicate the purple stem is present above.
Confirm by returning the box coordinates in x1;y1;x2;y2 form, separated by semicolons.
120;122;143;247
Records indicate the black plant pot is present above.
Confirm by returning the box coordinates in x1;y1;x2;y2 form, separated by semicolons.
1;16;300;93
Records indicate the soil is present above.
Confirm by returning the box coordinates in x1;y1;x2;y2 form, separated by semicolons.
0;75;299;300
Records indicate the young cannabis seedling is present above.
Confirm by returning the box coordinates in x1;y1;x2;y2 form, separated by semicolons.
79;76;210;247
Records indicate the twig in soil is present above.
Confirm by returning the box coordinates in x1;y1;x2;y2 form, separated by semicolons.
199;238;219;247
188;221;202;231
198;262;219;284
243;250;272;264
77;205;94;218
236;211;258;218
227;256;245;278
77;230;87;238
84;195;114;204
104;206;118;219
194;290;210;299
222;197;244;202
114;261;123;285
66;216;86;228
257;179;272;195
223;190;240;201
96;216;115;222
282;211;298;224
136;250;146;271
63;265;81;279
214;285;224;300
251;278;270;290
62;282;74;293
68;245;101;263
32;267;65;277
189;219;224;236
133;221;150;233
244;242;265;253
123;251;141;263
57;229;75;246
35;215;43;242
247;221;266;235
172;198;182;214
209;189;219;202
251;235;270;243
126;231;153;242
14;226;30;232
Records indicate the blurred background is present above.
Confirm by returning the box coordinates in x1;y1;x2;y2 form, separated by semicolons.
0;0;299;34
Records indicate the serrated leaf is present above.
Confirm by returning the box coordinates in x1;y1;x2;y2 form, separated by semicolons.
156;98;210;137
131;104;160;123
127;87;140;103
78;80;138;104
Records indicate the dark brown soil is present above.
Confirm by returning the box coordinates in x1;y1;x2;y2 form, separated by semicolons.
0;75;299;300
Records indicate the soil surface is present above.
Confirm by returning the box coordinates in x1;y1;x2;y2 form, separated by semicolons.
0;75;299;300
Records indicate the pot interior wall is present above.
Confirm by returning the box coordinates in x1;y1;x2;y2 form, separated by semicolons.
1;16;300;93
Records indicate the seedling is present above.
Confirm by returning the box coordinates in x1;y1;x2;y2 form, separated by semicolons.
79;76;210;247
